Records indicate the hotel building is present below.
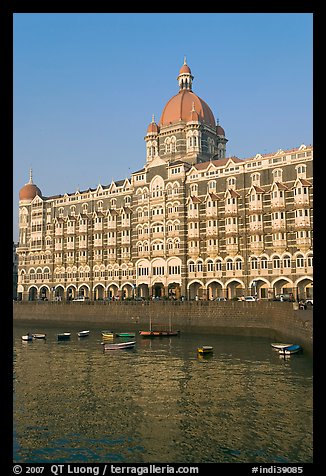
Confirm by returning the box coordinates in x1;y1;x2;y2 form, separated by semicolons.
16;60;313;301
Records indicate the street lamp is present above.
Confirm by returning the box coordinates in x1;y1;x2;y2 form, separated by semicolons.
252;280;257;297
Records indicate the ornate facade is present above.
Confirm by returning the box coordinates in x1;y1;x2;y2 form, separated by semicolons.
17;60;313;301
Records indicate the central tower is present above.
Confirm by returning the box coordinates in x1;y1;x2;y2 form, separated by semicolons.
144;58;228;167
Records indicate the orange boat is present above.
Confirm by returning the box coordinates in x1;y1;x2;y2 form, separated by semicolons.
139;330;180;337
139;316;180;337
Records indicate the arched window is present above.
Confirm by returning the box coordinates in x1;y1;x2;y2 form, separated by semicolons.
171;136;176;153
283;255;291;268
188;261;196;273
307;254;313;267
261;256;268;270
208;180;216;192
251;173;261;186
273;169;283;182
251;257;258;270
207;259;214;272
227;177;236;189
235;258;242;270
296;254;305;268
226;258;233;271
296;164;307;178
273;255;281;269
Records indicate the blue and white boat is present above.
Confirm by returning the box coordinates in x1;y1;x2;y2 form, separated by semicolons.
271;342;294;350
279;344;303;355
21;334;33;342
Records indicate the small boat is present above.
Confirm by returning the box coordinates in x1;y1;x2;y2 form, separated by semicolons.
102;340;136;351
139;315;180;337
57;332;71;341
32;333;46;339
116;332;136;338
271;342;294;350
197;346;213;355
102;331;114;339
279;344;303;355
77;330;90;337
21;334;32;341
139;330;180;337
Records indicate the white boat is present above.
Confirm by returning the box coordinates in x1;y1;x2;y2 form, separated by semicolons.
271;342;294;350
102;340;136;351
21;334;32;341
32;333;46;339
57;332;71;341
77;330;90;337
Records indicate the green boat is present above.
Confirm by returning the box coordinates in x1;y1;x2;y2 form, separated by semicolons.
116;332;136;338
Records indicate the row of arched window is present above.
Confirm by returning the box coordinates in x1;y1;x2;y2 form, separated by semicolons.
188;253;313;272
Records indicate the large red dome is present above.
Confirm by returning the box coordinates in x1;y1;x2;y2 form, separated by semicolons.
19;183;42;201
159;89;215;128
19;170;42;201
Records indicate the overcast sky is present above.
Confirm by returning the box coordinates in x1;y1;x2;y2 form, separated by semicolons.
13;13;313;242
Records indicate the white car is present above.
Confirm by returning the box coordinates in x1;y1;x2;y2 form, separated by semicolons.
244;296;256;301
72;296;90;302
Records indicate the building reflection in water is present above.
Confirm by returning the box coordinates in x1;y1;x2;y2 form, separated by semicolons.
13;326;313;463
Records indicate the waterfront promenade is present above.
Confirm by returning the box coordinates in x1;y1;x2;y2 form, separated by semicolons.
13;300;313;347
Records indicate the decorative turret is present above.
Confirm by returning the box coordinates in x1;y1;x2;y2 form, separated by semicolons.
19;169;42;201
146;115;159;135
177;56;194;91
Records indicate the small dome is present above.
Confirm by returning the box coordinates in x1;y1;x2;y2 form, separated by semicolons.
19;169;42;201
216;124;225;136
179;63;192;75
178;56;192;76
147;115;159;134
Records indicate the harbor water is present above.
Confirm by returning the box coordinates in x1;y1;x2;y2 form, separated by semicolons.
13;322;313;464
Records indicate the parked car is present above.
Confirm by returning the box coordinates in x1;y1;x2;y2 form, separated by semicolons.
244;296;256;301
214;297;227;301
72;296;90;302
305;298;313;307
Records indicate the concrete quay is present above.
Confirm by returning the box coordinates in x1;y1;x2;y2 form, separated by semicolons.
13;300;313;348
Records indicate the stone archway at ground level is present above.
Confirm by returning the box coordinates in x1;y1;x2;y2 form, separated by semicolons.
66;285;77;300
39;286;50;300
28;286;38;301
249;278;270;300
295;277;313;300
168;282;181;300
272;278;294;300
121;283;133;300
54;285;65;301
206;280;224;300
93;284;105;300
225;279;245;299
107;284;119;300
152;282;164;298
188;281;205;300
137;283;150;299
77;284;90;299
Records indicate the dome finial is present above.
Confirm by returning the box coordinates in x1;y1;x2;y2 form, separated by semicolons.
29;168;33;184
184;55;187;65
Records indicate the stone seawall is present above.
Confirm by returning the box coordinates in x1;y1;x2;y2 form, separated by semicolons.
13;300;313;347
